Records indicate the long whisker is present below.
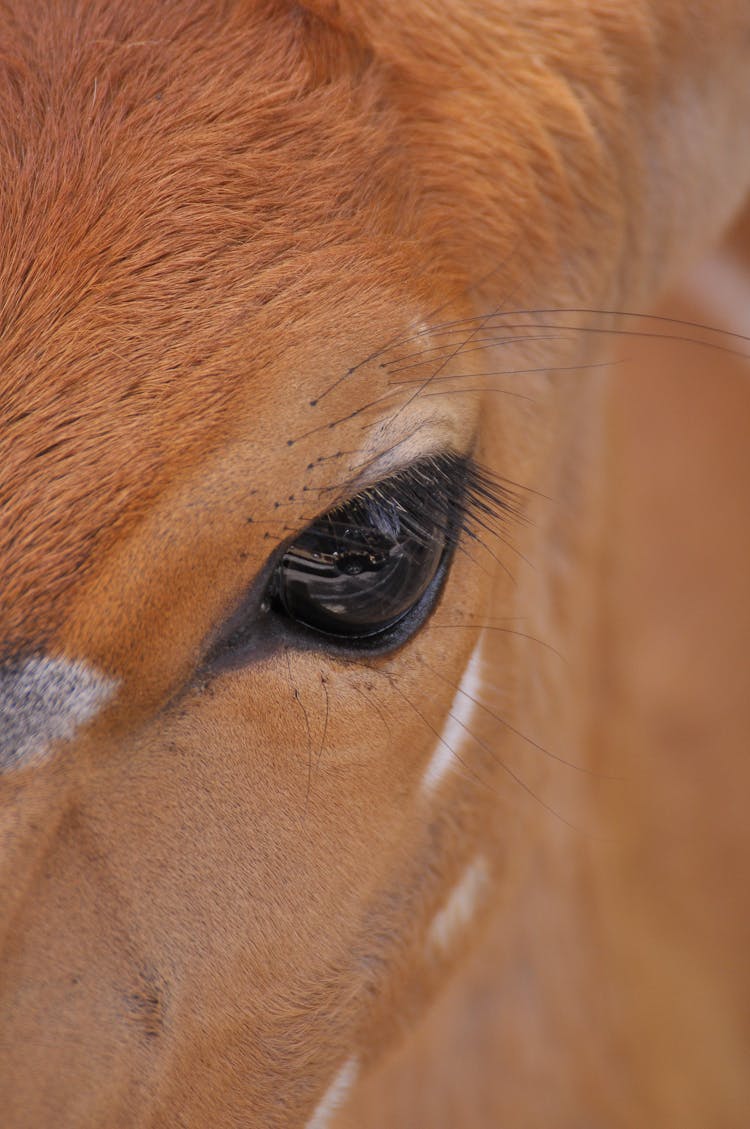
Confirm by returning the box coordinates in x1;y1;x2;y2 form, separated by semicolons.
368;666;499;798
382;332;570;373
446;708;588;834
287;385;407;447
460;523;526;579
461;319;750;359
285;648;314;824
388;360;618;386
417;388;538;405
376;306;750;357
377;266;529;432
382;323;745;386
362;658;597;834
349;681;394;738
419;655;617;779
308;255;522;405
317;673;330;775
421;621;566;661
383;315;499;429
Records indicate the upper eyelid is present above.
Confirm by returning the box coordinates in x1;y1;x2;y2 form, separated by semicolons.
318;433;473;512
321;448;471;516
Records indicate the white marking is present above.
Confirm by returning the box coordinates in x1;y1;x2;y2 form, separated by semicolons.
306;1057;359;1129
427;855;490;956
0;655;118;771
420;634;485;796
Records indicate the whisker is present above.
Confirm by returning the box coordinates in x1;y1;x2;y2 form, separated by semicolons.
317;673;330;775
420;655;616;779
447;327;744;372
287;386;406;446
380;306;750;355
314;427;443;497
512;306;750;345
285;648;314;824
382;333;569;373
357;658;595;834
306;449;359;467
382;319;494;429
473;319;750;359
388;360;618;386
418;388;538;405
381;318;749;374
446;709;588;833
422;621;566;661
369;666;499;798
308;256;521;405
349;681;394;738
461;523;526;579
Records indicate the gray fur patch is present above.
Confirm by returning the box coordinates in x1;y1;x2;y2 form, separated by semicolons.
0;656;118;771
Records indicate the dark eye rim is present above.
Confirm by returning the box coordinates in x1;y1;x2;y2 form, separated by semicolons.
202;451;473;672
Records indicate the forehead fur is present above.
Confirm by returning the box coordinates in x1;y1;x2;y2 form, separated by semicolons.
0;0;422;654
0;0;631;659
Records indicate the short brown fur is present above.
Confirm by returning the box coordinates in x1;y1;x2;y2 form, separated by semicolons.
1;2;749;1126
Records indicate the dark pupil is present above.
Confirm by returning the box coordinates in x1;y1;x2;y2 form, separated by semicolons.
273;496;445;638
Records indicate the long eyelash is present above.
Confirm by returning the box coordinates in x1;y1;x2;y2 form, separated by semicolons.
326;452;527;559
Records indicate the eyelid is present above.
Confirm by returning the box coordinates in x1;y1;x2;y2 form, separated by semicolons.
318;443;472;522
321;421;476;508
332;452;472;532
204;449;497;671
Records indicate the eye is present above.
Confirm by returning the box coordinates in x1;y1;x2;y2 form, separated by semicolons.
205;454;520;667
268;455;471;643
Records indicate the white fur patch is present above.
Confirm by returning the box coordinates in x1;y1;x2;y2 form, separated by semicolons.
427;855;490;956
305;1056;359;1129
420;635;485;796
0;655;118;771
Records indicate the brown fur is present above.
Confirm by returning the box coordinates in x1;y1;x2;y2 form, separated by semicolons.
0;2;749;1125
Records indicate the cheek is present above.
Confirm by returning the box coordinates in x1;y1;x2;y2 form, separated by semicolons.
0;538;507;1125
126;583;491;1038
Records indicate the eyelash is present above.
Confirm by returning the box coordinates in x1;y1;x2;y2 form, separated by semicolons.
205;453;523;667
270;452;524;647
385;452;524;551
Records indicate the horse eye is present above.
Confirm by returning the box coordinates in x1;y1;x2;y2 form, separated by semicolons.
268;480;452;641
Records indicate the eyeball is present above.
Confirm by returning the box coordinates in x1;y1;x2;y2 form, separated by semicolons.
270;495;446;639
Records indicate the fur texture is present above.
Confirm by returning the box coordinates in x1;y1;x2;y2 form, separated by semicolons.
0;2;749;1126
